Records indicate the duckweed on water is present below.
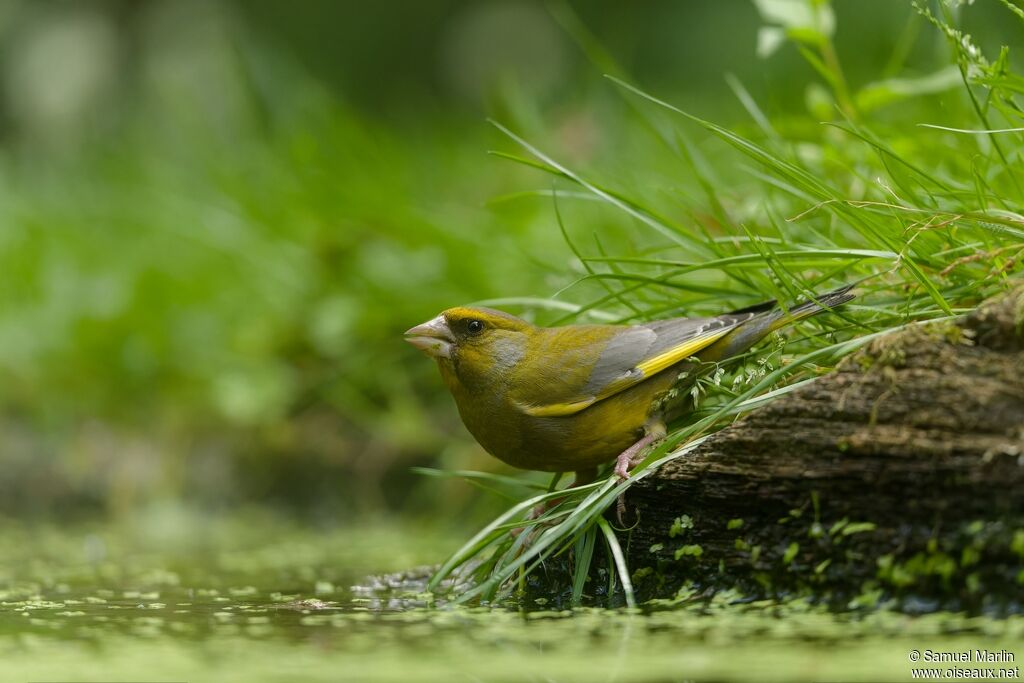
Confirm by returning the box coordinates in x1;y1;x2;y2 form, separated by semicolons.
0;515;1021;682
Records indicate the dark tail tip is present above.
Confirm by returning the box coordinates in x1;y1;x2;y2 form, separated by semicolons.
791;284;856;317
727;298;778;316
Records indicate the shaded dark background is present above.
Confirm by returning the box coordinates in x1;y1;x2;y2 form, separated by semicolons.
0;0;1018;526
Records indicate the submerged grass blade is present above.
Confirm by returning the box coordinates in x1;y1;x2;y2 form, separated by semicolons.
597;517;636;608
427;483;600;593
571;525;598;605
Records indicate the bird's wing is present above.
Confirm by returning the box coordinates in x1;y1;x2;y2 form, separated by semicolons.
515;315;751;417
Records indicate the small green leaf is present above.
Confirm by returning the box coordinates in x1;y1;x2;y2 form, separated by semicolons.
1010;530;1024;558
828;518;849;536
783;542;800;564
674;544;704;560
669;515;694;538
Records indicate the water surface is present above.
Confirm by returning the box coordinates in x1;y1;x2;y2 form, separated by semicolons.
1;512;1019;682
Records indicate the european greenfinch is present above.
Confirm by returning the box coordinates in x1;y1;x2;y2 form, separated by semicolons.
406;287;853;487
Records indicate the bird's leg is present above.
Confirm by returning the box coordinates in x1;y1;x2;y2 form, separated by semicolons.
614;421;667;523
527;467;597;520
573;467;598;485
511;467;598;538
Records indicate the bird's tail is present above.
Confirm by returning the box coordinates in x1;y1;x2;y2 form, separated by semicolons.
703;285;855;362
770;284;856;328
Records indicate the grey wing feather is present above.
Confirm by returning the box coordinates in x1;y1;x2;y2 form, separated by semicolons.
581;314;750;396
579;326;657;397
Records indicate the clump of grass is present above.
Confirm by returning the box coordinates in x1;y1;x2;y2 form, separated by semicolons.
426;0;1024;607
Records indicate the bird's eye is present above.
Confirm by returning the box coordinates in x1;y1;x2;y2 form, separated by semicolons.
467;319;484;334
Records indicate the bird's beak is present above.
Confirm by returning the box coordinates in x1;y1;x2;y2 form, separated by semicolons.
404;314;455;359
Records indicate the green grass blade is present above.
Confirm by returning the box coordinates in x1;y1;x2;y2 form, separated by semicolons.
571;524;598;605
597;516;636;608
489;119;714;256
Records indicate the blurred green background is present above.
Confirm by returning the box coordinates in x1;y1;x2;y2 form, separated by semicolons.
0;0;1019;528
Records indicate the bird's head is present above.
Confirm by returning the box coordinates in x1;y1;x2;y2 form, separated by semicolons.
404;307;533;384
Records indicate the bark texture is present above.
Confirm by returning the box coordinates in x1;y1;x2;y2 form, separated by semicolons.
615;288;1024;611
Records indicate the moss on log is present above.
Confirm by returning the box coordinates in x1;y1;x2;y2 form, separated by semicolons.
614;287;1024;611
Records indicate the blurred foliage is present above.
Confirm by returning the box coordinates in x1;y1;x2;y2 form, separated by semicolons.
0;0;1020;523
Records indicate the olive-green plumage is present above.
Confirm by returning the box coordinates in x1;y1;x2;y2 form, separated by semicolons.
406;287;853;481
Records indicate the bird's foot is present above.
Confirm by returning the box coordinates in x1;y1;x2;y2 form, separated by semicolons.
613;433;662;525
615;494;630;527
613;433;659;480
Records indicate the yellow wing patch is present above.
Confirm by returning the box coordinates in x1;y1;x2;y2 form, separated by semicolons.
518;327;732;418
520;397;597;417
632;327;732;378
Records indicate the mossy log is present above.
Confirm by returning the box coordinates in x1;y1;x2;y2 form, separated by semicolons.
614;288;1024;611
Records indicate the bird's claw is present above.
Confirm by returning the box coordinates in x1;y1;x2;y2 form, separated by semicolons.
614;431;662;481
614;440;653;480
613;456;632;480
